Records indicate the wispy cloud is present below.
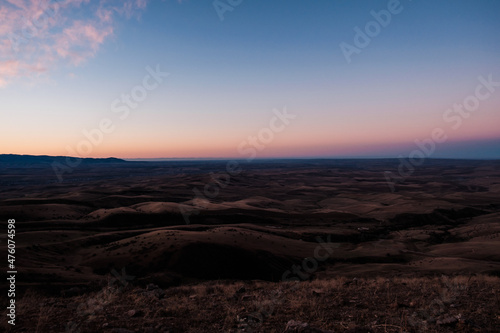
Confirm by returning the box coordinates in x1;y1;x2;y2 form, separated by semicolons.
0;0;149;87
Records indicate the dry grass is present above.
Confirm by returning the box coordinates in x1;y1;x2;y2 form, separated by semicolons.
3;274;500;332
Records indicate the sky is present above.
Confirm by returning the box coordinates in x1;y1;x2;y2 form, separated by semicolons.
1;0;500;159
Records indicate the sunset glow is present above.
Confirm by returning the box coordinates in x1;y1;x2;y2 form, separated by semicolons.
2;0;499;159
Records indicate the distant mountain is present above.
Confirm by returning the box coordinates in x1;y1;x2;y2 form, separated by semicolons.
0;154;127;168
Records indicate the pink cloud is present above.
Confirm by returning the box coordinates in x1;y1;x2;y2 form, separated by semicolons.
0;58;47;87
54;20;113;65
5;0;29;11
0;60;19;77
0;0;149;87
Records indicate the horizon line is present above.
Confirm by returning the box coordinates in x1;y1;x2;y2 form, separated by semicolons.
2;153;500;162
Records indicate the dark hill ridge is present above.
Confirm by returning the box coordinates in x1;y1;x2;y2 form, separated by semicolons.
0;154;126;168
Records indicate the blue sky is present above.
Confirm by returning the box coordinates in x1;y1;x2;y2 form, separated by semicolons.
1;0;499;158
